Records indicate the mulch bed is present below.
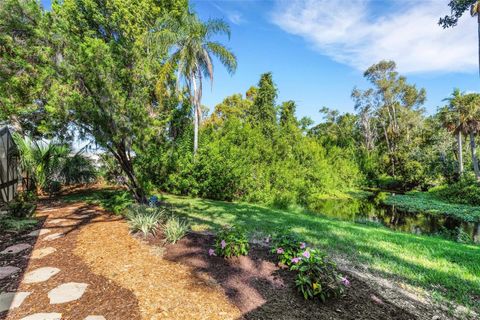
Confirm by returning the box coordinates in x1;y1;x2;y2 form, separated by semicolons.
160;232;418;320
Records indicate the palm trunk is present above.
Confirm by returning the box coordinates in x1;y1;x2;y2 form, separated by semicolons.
457;131;464;175
477;13;480;77
470;131;480;179
192;75;199;156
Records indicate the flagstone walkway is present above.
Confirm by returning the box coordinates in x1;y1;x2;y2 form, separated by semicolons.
0;200;240;320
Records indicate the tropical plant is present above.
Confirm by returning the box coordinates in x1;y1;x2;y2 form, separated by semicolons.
60;151;97;185
290;249;347;301
153;11;237;155
214;225;249;258
125;204;166;237
163;217;189;243
13;134;69;193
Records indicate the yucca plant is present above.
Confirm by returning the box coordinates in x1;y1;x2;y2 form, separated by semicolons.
163;217;189;244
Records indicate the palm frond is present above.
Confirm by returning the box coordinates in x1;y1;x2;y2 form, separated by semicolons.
205;41;237;75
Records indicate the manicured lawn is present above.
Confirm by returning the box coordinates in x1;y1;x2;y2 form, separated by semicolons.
384;192;480;223
162;194;480;312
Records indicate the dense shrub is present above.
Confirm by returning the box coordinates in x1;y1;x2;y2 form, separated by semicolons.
290;249;348;301
7;192;36;218
214;225;249;258
430;176;480;206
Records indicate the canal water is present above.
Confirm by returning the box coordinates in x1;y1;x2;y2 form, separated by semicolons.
311;193;480;244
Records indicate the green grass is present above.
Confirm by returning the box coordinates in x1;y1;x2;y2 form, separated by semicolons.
0;216;38;231
61;189;480;312
162;194;480;312
384;192;480;223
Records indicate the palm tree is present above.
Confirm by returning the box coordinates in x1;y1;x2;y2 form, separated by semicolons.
13;134;70;193
153;12;237;155
440;88;466;175
459;93;480;179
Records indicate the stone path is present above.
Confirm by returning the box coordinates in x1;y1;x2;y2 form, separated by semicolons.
1;202;112;319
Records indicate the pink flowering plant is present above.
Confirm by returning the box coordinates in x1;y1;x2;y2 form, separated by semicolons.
290;249;346;301
214;225;249;258
270;229;306;267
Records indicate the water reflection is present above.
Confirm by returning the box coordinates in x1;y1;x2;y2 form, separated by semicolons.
310;195;479;244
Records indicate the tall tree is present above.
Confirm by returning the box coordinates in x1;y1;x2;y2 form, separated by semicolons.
250;72;278;136
459;93;480;179
49;0;188;202
0;0;53;136
439;0;480;75
154;12;237;155
352;60;426;177
439;88;467;176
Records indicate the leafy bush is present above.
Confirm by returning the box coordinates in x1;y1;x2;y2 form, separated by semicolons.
163;217;188;243
271;229;306;267
100;191;133;215
214;225;249;258
7;193;36;218
125;204;165;236
43;180;62;197
290;249;347;301
430;176;480;206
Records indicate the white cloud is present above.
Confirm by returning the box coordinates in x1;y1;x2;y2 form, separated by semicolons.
212;3;245;25
271;0;477;73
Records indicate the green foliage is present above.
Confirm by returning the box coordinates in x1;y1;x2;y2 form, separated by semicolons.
291;249;346;301
383;192;480;223
60;153;97;185
163;217;189;244
0;217;37;231
125;204;166;237
6;193;36;218
431;176;480;206
270;229;305;267
215;225;249;258
43;180;62;197
99;191;134;215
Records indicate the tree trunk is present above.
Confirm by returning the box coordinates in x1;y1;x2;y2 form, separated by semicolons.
470;131;480;179
192;75;199;156
457;131;464;175
110;144;147;204
477;13;480;77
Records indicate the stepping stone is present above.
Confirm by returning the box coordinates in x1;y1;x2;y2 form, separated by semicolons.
0;292;31;312
43;233;64;241
48;282;88;304
1;243;32;254
84;316;106;320
21;313;62;320
31;247;57;259
27;229;51;237
49;219;68;225
23;267;60;284
0;266;21;280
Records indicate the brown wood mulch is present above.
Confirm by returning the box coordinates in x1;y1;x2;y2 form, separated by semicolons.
2;201;140;320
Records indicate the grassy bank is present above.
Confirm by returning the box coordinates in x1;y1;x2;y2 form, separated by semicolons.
61;189;480;312
162;194;480;312
384;192;480;223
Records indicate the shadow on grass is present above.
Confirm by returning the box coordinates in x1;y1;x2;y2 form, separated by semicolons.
167;196;480;312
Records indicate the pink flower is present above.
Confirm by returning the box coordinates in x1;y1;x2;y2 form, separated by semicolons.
208;248;216;256
341;276;350;287
300;242;306;249
302;250;310;259
221;240;227;249
291;257;301;264
276;247;284;254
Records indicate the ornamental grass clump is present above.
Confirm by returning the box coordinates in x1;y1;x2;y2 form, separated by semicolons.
214;225;249;258
125;204;166;237
163;217;189;244
291;248;348;301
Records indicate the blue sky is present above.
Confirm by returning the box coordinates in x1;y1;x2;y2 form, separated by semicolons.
42;0;480;123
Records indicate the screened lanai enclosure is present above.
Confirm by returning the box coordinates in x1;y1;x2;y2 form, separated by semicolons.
0;126;20;203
